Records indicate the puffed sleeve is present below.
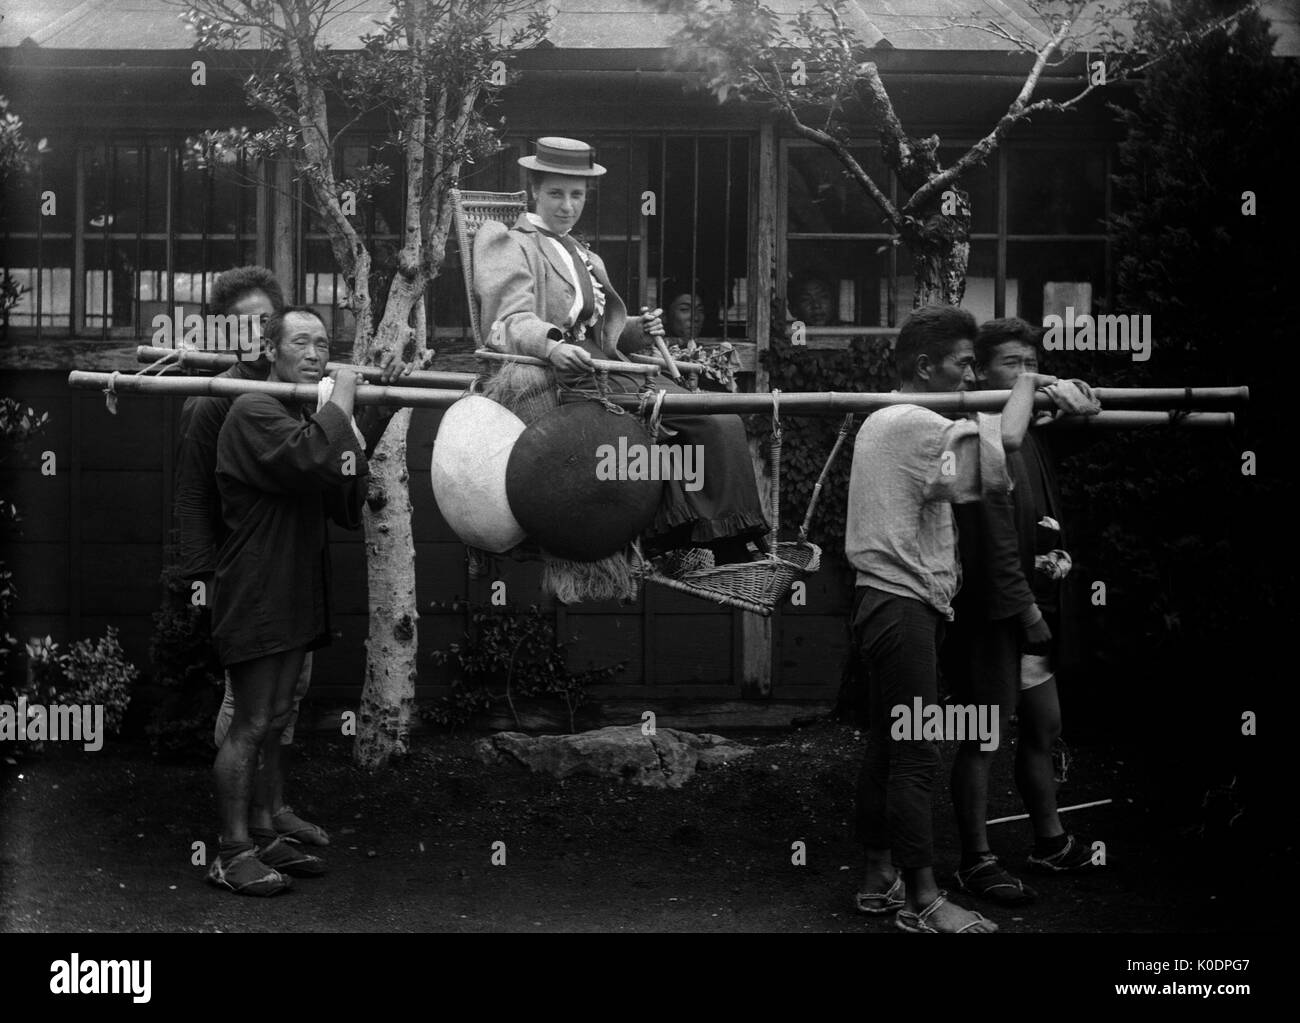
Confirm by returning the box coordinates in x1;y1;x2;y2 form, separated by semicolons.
473;221;562;361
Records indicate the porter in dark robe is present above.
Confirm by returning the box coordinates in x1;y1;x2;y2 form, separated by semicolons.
211;394;366;667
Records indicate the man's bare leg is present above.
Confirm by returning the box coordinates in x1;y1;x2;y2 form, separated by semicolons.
270;652;330;846
952;740;996;857
1016;679;1064;840
245;649;327;877
214;653;283;846
860;847;898;896
952;708;1037;905
251;649;305;833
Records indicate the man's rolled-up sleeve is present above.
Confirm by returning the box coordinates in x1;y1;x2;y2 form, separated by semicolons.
922;412;1011;504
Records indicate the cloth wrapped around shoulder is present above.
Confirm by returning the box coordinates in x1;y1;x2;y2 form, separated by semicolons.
314;376;369;449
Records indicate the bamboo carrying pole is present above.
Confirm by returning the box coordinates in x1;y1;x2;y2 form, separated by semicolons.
573;386;1247;414
69;370;1242;427
132;347;1241;414
138;344;706;382
72;370;466;408
136;346;477;389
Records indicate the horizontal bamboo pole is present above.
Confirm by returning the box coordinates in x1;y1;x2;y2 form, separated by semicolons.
590;387;1247;415
135;346;477;389
69;371;1243;427
137;346;1240;414
474;348;660;376
71;371;466;408
1042;411;1234;429
138;343;706;384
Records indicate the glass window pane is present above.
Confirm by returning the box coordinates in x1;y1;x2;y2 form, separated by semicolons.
618;135;655;304
589;137;629;250
111;143;142;236
655;136;698;287
84;143;112;234
786;238;892;328
2;238;72;329
43;146;77;236
144;143;169;235
1008;148;1106;235
172;239;211;312
787;145;890;234
720;136;750;338
211;154;255;236
303;239;341;308
85;142;142;237
1006;241;1107;326
134;240;171;326
640;136;750;327
84;238;140;328
462;140;520;192
176;153;208;235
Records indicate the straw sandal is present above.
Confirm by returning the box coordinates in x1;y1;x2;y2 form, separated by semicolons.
206;847;293;897
854;876;905;915
895;891;993;933
1026;833;1101;873
256;836;328;877
273;806;330;846
953;854;1037;905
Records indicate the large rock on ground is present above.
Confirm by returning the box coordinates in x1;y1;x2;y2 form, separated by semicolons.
475;725;753;790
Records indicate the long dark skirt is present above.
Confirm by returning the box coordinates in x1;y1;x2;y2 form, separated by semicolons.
599;370;770;555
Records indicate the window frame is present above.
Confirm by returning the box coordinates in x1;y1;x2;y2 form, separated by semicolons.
778;136;1114;347
1;133;265;342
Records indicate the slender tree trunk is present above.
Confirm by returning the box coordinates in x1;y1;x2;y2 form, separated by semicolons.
354;267;425;770
355;404;417;767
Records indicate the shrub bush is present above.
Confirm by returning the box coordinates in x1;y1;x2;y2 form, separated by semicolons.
144;554;225;758
421;600;625;733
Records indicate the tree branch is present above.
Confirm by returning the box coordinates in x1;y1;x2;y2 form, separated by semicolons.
786;116;902;231
906;17;1070;214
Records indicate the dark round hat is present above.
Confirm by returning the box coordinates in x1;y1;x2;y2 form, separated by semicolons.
505;401;662;561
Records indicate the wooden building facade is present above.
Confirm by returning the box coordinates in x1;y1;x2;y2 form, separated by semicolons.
4;1;1294;728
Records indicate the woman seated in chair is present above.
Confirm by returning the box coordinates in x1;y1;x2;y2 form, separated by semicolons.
473;137;769;564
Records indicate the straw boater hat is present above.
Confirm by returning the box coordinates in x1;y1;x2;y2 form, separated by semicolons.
518;137;606;177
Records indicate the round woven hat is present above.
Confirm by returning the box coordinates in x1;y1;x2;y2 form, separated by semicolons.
518;137;606;177
505;402;662;561
431;396;528;553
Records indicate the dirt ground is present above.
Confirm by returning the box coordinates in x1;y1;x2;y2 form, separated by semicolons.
0;720;1269;933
